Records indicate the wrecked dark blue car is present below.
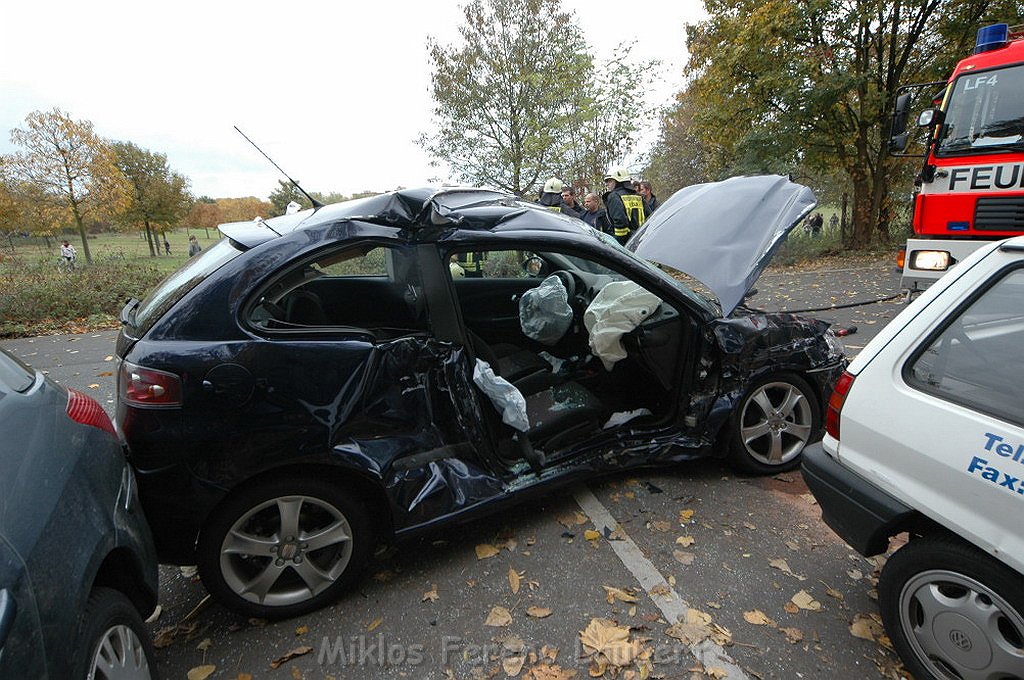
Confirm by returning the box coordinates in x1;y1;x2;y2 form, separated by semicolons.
116;175;846;618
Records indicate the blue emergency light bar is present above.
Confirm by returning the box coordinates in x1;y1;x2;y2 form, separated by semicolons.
975;23;1009;53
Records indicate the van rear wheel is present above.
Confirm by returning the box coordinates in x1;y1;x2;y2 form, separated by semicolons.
878;534;1024;680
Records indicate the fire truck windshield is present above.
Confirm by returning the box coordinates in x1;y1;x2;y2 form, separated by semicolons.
937;62;1024;155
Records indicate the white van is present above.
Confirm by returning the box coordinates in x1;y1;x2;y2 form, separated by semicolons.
801;236;1024;680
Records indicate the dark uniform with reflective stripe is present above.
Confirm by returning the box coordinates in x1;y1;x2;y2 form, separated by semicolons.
603;184;646;245
456;251;487;278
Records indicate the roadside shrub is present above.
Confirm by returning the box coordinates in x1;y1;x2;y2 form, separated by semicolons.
0;258;167;337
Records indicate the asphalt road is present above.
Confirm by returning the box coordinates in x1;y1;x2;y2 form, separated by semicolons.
1;257;910;680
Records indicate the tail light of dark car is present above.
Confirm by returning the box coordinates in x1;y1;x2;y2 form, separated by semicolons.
66;388;117;436
825;371;855;440
119;361;182;408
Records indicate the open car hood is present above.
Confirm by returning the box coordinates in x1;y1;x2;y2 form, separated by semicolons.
626;175;816;315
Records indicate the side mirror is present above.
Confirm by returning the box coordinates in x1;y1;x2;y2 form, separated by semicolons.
917;108;944;128
522;256;545;277
888;93;912;153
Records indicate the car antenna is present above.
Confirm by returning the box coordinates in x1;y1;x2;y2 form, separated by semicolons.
233;125;324;209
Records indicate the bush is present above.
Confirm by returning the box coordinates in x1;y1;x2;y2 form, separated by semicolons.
0;258;167;337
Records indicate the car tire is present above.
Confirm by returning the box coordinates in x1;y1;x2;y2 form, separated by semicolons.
74;587;157;680
196;476;372;620
726;373;820;474
878;534;1024;680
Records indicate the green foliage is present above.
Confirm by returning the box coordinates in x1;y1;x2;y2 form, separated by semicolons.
664;0;1024;248
421;0;657;195
0;257;166;337
112;141;193;232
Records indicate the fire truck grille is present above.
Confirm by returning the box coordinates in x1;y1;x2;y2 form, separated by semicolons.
974;196;1024;231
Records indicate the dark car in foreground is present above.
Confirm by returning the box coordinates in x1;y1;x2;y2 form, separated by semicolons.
0;348;158;679
117;174;846;619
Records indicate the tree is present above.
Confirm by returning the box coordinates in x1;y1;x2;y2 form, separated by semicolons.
680;0;1022;247
644;89;715;196
187;199;222;239
5;109;128;263
268;180;310;216
421;0;596;194
112;141;193;257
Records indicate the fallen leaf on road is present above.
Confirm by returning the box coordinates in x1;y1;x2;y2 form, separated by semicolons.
524;663;575;680
769;558;807;581
509;567;523;594
584;529;601;544
707;666;728;679
290;667;303;680
743;610;776;626
556;511;588;527
87;383;99;389
485;606;513;627
367;617;383;631
850;613;884;641
784;601;800;614
602;586;638;604
104;355;113;361
503;654;526;676
785;540;800;552
675;535;695;547
579;618;640;667
270;646;313;669
824;586;844;601
196;637;212;651
672;550;695;566
649;520;671;532
779;627;804;644
187;666;216;680
527;606;552;618
791;590;822;611
847;569;863;580
96;371;113;377
476;543;501;559
422;584;439;602
678;509;695;523
648;584;671;598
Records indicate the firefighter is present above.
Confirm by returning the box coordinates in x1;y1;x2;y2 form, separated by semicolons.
538;177;564;212
454;251;488;278
602;167;645;245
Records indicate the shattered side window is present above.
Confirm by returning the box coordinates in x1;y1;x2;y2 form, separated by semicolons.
448;249;536;279
249;244;427;335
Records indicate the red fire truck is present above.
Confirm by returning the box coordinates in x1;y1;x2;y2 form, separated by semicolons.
890;22;1024;295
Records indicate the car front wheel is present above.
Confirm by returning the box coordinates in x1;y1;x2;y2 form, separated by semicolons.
878;534;1024;680
75;587;157;680
197;477;372;619
726;373;819;474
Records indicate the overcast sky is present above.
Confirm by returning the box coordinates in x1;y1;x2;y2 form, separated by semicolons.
0;0;706;200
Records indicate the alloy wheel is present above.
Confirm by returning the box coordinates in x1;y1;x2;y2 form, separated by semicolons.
219;494;354;607
738;380;813;466
87;624;152;680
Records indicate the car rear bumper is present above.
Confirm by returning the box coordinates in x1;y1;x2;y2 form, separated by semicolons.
800;443;915;556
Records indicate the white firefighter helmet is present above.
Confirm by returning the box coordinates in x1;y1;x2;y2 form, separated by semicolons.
604;167;631;183
543;177;564;193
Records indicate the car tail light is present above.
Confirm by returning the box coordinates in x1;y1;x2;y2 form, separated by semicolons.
66;388;116;436
825;371;855;440
119;361;182;408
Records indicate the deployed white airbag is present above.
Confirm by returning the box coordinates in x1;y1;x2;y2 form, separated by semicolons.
519;275;573;346
584;282;662;370
472;359;530;432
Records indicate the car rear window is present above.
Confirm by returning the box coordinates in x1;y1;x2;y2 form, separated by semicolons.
130;238;245;335
0;350;36;394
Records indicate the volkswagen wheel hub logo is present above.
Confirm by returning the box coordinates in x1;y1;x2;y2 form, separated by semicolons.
949;629;973;651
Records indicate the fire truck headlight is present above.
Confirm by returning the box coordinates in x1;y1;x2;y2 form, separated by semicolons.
910;250;953;271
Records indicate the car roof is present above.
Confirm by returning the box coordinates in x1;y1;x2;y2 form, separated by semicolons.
219;187;589;248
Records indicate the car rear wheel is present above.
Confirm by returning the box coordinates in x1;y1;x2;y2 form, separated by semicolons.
726;373;819;474
197;476;372;619
878;534;1024;680
75;587;156;680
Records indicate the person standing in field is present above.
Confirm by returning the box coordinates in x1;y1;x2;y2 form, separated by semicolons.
59;240;77;271
188;235;202;257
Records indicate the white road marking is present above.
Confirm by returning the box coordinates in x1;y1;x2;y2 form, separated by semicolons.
574;486;750;680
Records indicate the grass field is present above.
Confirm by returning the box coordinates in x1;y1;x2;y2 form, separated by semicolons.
1;227;222;275
0;228;225;337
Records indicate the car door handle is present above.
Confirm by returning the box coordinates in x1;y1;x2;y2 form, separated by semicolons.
0;589;16;651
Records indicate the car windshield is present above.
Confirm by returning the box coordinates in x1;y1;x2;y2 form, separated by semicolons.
584;227;721;315
130;238;245;335
938;63;1024;155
